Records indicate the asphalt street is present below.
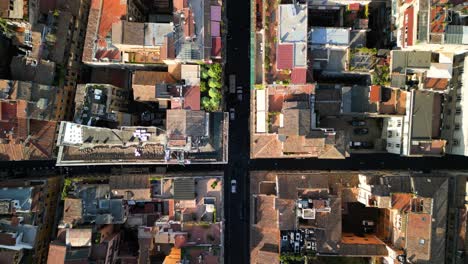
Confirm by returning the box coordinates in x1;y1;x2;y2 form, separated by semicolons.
223;0;251;262
2;0;468;263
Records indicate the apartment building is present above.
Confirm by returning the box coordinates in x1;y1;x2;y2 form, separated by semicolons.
250;170;467;264
0;175;61;264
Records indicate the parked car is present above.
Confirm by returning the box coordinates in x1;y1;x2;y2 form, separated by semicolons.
229;108;235;121
350;120;366;126
237;86;243;101
349;141;373;149
362;220;375;233
354;128;369;135
231;179;237;193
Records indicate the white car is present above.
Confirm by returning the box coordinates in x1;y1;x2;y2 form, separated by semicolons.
229;108;235;121
231;179;237;193
237;86;243;101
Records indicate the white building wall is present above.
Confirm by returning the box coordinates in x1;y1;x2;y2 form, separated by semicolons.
447;57;468;156
401;91;413;156
384;116;404;154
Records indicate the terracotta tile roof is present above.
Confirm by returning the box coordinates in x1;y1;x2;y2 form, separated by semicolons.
47;242;66;264
66;228;92;247
369;85;381;103
63;198;83;225
406;213;432;261
277;44;293;70
251;195;280;264
291;68;306;84
252;134;283;158
349;3;360;11
94;49;121;61
283;136;325;154
162;36;176;60
424;78;449;90
0;102;16;121
98;0;127;38
0;143;25;161
183;9;195;38
133;71;177;86
379;88;397;114
0;101;57;160
183;85;200;110
28;120;57;159
174;0;188;11
211;37;222;58
403;6;414;47
110;174;151;200
391;193;412;212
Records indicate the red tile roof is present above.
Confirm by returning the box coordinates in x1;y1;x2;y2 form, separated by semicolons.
424;78;449;90
211;37;221;58
277;44;293;70
47;243;66;264
369;85;381;103
183;9;195;38
94;49;122;61
183;85;200;110
98;0;127;38
403;6;414;47
0;102;16;121
291;68;306;84
349;3;360;11
174;0;188;11
391;193;412;212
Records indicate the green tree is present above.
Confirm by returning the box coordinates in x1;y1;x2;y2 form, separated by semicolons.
208;78;222;89
200;80;208;92
0;18;15;38
208;88;221;100
201;68;209;80
372;65;390;86
207;63;222;80
279;253;304;264
209;97;220;111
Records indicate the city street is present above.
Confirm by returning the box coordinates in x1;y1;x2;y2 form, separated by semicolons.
0;0;468;263
223;0;251;262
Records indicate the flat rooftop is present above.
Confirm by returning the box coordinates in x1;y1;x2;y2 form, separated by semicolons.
310;27;350;46
56;112;228;165
279;4;307;43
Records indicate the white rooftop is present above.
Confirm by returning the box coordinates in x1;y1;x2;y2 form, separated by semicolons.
63;122;83;145
279;4;308;43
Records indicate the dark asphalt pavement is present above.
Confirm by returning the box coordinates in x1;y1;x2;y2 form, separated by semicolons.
223;0;251;262
3;1;468;263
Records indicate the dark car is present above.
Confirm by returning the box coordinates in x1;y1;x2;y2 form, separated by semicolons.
349;141;373;149
350;120;366;126
354;128;369;135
